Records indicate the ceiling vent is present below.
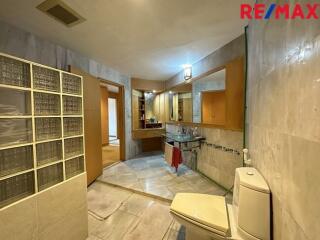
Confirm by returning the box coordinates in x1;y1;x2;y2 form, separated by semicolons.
37;0;85;27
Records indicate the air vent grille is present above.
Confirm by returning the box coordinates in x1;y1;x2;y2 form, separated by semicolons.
37;0;85;27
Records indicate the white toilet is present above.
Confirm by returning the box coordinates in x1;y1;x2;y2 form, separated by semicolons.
170;168;271;240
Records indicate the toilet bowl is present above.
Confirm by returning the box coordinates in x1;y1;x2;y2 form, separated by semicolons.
170;168;271;240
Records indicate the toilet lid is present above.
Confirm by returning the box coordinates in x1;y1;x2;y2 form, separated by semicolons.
170;193;229;235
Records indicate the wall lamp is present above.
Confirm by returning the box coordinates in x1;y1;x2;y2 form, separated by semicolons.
183;64;192;81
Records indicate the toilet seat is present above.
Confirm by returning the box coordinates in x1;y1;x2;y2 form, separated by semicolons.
170;193;230;238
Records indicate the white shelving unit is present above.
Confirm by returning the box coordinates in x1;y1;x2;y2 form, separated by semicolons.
0;52;85;209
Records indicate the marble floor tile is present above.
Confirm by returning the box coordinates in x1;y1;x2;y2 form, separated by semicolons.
98;153;228;201
123;202;173;240
88;214;103;235
119;193;155;216
87;182;183;240
87;182;132;219
91;210;138;240
144;185;175;200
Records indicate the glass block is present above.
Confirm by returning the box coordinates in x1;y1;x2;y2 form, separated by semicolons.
37;163;63;191
62;73;81;95
0;171;35;208
34;92;60;116
0;145;33;177
63;96;82;115
65;156;84;179
36;140;62;166
64;137;83;159
0;55;31;88
33;65;60;92
63;117;83;137
0;119;32;147
35;118;61;141
0;88;31;116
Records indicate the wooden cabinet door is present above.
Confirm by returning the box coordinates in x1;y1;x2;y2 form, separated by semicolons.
70;67;102;185
201;91;226;125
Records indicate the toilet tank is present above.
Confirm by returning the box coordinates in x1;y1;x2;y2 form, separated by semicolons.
235;168;270;240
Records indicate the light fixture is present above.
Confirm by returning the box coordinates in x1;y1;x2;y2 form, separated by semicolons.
183;64;192;81
152;90;156;93
169;91;173;94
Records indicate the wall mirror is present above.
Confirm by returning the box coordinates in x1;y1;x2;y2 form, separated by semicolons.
192;69;226;125
132;89;164;129
167;83;192;122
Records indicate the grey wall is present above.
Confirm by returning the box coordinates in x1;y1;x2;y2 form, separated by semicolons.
0;20;140;159
166;34;245;89
246;1;320;239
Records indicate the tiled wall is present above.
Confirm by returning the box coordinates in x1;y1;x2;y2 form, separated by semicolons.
166;124;243;189
0;174;88;240
246;2;320;239
0;20;141;159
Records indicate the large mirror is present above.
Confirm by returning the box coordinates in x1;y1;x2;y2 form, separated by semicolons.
192;69;226;124
167;83;192;122
132;89;164;129
166;69;226;126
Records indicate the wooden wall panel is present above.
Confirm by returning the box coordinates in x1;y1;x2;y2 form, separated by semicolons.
183;98;192;122
141;137;162;152
100;87;109;146
225;57;244;130
131;78;165;92
202;91;226;125
70;67;102;185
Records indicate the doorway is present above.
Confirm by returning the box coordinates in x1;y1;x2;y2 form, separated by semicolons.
100;81;125;167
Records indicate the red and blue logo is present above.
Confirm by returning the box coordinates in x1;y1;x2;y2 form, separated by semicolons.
241;3;319;19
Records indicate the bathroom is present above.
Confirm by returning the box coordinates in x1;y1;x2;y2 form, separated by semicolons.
0;1;319;240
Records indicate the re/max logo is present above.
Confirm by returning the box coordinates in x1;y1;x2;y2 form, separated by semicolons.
241;3;320;19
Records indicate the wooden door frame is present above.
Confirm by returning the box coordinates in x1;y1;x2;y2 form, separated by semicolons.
99;78;126;161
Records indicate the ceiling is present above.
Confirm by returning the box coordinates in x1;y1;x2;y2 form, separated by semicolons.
0;0;251;80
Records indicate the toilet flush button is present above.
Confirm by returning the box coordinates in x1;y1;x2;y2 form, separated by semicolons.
247;171;254;176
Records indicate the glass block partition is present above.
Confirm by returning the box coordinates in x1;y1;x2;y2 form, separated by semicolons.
0;53;85;209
